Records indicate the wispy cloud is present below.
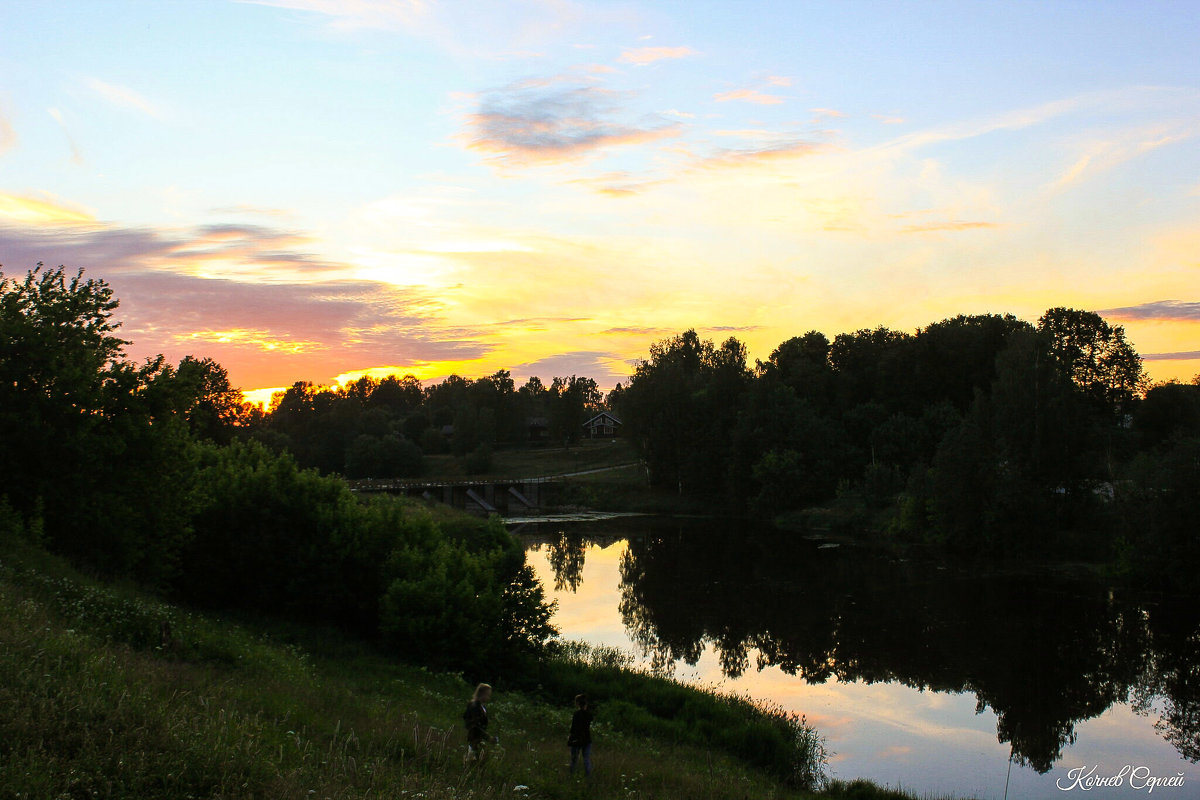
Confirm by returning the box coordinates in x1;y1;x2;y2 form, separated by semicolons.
465;80;680;165
0;109;16;156
1143;350;1200;361
876;87;1200;159
47;108;84;165
602;325;672;336
238;0;428;32
874;94;1098;157
209;204;296;219
714;88;783;105
569;171;665;197
1049;125;1198;191
900;220;1001;234
85;77;164;119
618;46;695;65
1098;300;1200;321
0;192;94;225
601;324;760;336
692;138;824;170
872;114;905;125
491;316;591;329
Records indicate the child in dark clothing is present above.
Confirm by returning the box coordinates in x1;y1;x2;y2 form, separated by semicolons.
463;683;493;760
567;693;593;776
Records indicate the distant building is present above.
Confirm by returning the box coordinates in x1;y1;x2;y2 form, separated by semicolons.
583;411;622;439
527;416;550;443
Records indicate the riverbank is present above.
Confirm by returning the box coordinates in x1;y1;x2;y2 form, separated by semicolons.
0;537;965;800
549;464;1122;579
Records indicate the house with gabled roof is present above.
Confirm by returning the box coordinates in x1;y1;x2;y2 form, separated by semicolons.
582;411;622;439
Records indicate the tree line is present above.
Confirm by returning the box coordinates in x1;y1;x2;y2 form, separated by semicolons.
254;370;609;478
617;317;1199;586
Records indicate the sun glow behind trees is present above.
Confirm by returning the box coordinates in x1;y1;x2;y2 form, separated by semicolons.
0;2;1198;395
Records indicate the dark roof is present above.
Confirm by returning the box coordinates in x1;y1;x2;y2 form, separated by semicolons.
583;412;622;427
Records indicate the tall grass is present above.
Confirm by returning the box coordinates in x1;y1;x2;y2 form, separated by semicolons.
535;640;829;790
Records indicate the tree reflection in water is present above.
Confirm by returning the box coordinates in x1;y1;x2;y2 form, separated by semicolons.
526;531;591;593
538;517;1200;775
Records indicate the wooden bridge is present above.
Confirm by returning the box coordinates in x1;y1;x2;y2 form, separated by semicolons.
346;463;639;515
348;476;554;513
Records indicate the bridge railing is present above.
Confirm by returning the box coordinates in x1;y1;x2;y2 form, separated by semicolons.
346;475;563;493
344;461;643;494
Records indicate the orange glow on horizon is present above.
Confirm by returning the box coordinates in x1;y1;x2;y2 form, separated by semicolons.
0;192;95;225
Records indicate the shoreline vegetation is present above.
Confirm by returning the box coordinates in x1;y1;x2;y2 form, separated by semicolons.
4;264;1196;797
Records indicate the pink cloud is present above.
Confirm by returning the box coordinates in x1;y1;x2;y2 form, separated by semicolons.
692;139;824;170
0;221;487;388
618;46;696;65
465;81;681;165
713;88;784;105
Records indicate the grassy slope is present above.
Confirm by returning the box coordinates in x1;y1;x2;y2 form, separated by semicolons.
0;540;831;800
0;534;965;800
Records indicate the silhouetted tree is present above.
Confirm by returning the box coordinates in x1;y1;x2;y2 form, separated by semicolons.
1038;307;1145;418
0;265;195;584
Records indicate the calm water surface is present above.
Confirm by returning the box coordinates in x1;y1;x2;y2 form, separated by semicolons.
513;515;1200;800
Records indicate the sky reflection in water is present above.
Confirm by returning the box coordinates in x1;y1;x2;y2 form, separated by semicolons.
518;519;1200;800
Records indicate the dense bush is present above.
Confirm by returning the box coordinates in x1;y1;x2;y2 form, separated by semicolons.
176;440;557;663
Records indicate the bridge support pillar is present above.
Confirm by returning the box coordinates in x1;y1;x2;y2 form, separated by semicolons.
508;485;535;509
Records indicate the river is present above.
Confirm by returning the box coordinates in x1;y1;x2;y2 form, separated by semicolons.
512;514;1200;800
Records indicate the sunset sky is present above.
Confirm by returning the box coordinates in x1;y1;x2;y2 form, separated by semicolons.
2;0;1198;404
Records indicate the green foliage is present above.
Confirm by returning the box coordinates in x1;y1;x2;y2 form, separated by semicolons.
344;432;424;478
623;330;752;495
1135;381;1200;447
178;440;381;627
624;311;1173;570
254;367;613;476
0;265;212;587
734;387;850;512
548;374;603;444
380;514;555;674
1115;435;1200;590
464;442;495;474
174;355;247;442
177;441;556;662
0;497;41;546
